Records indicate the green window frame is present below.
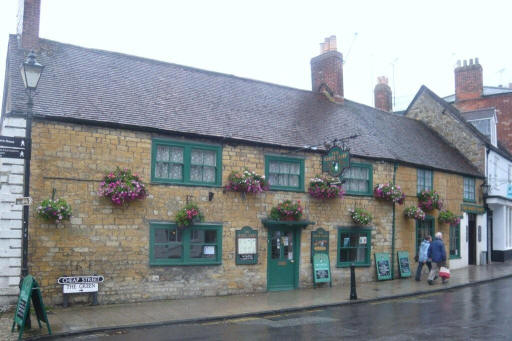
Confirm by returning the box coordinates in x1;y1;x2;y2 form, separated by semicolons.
149;222;223;266
415;216;434;256
337;227;372;267
463;177;476;202
417;169;433;193
341;163;373;196
151;139;222;187
449;223;461;259
265;155;305;192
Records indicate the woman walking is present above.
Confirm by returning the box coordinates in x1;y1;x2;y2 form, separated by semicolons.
415;235;432;281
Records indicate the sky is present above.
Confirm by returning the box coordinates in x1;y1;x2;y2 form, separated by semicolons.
1;0;512;112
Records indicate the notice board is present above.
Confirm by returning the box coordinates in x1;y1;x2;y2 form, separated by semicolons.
236;226;258;265
374;253;392;281
397;251;411;278
312;253;331;285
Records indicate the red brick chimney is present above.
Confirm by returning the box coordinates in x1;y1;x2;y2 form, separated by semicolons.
311;35;344;103
17;0;41;51
374;76;392;112
455;58;483;102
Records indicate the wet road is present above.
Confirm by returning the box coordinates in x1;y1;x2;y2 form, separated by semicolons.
66;277;512;340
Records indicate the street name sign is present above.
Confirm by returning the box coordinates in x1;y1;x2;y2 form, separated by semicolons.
0;136;27;148
57;275;104;284
63;282;98;294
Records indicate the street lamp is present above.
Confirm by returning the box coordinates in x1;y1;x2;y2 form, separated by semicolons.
481;180;490;199
20;51;44;107
19;51;43;277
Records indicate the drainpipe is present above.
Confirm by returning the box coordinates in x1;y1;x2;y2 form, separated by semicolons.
391;163;398;279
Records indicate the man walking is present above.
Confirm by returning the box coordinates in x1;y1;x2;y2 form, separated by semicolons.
415;235;432;281
428;232;447;285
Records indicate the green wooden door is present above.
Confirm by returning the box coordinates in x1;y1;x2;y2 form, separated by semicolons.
267;226;300;291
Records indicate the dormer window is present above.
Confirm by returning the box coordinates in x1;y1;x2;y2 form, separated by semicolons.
469;118;491;140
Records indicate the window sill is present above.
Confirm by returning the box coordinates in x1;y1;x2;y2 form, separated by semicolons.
151;180;222;188
337;263;370;268
344;192;373;197
150;261;222;266
463;199;476;203
268;187;305;193
449;255;461;260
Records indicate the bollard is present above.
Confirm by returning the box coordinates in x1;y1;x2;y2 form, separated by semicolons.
350;263;357;300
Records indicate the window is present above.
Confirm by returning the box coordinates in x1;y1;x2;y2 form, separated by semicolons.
337;228;371;267
463;177;476;202
469;119;491;140
151;139;222;186
149;223;222;265
417;169;433;193
416;216;434;256
341;163;373;196
449;223;461;259
265;155;304;191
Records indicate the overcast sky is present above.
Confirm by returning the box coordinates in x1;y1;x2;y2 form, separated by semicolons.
1;0;512;113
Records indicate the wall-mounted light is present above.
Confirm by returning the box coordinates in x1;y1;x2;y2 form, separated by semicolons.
208;192;214;201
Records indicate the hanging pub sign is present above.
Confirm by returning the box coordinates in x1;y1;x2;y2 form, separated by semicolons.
397;251;411;278
374;253;392;281
236;226;258;265
322;146;350;177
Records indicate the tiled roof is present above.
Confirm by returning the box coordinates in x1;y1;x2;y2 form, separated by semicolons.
443;86;512;103
3;35;482;177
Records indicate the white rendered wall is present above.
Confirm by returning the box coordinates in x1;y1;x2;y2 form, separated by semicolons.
0;116;25;310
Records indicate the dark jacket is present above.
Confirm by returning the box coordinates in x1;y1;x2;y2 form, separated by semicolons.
428;238;446;263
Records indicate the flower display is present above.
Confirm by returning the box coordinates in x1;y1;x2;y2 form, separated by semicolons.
175;203;204;227
349;208;373;225
308;175;345;200
225;169;268;193
270;200;304;221
98;167;147;205
438;210;461;225
36;196;72;222
404;206;426;221
417;190;443;211
373;183;405;204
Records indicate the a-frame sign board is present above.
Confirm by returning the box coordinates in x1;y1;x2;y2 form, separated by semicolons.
11;275;51;340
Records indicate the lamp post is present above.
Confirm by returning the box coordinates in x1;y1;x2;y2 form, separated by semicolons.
20;51;44;277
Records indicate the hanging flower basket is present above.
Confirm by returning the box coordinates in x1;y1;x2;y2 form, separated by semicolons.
373;183;405;204
308;175;345;200
349;208;373;225
417;190;443;211
98;167;147;205
438;210;461;225
269;200;303;221
224;169;268;193
175;203;204;228
404;206;426;221
36;189;72;223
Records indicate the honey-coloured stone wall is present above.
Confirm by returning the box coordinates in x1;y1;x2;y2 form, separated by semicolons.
27;120;480;305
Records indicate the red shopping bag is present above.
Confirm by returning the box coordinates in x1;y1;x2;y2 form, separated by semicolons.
439;266;450;279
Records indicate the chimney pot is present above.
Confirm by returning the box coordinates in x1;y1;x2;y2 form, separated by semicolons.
374;76;392;112
455;57;483;102
475;57;479;64
311;36;344;103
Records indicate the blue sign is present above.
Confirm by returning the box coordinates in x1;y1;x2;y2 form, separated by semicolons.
507;184;512;198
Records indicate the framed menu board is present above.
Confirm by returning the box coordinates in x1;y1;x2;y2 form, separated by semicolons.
311;228;329;261
374;253;392;281
236;226;258;265
397;251;411;278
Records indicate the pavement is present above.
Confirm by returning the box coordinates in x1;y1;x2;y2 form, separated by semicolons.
2;260;512;340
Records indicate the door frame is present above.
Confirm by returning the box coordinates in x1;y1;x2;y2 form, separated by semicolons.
266;225;301;291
